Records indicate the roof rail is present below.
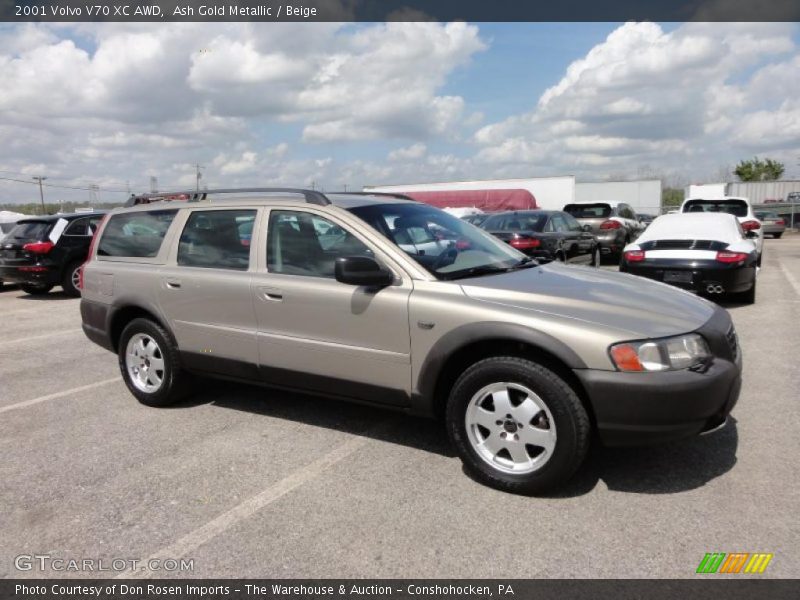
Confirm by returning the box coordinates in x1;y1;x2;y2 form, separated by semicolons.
125;188;330;207
328;191;418;202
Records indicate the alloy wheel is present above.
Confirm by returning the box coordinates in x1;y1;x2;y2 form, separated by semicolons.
465;382;557;474
125;333;165;393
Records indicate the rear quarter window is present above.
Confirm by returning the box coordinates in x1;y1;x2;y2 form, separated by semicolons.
97;210;177;258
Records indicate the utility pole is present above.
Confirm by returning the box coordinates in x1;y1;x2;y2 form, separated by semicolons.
195;164;204;192
32;176;47;214
89;184;99;206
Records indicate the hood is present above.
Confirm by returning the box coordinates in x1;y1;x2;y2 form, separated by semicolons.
459;263;716;338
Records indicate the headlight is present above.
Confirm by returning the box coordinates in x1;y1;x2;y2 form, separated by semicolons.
609;333;710;372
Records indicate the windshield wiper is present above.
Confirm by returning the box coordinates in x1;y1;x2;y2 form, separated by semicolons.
438;257;539;281
439;264;509;281
507;257;538;270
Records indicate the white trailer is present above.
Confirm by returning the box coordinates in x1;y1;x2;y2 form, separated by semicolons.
364;176;576;210
684;181;800;204
575;180;662;215
685;183;727;200
725;181;800;204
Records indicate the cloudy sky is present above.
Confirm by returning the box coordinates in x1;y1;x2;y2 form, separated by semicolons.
0;21;799;205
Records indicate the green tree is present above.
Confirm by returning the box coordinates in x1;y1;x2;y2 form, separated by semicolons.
662;188;684;208
734;157;785;181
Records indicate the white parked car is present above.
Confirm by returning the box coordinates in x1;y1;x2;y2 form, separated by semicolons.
620;212;758;303
680;196;763;265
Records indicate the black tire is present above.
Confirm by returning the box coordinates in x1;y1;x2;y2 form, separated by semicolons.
773;233;782;239
590;245;601;267
61;260;83;297
20;283;53;295
446;356;590;495
757;251;762;267
118;318;191;407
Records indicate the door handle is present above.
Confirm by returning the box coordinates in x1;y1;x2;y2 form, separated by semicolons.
259;286;283;301
165;278;181;289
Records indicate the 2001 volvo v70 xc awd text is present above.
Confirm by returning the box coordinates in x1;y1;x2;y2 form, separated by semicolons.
79;189;742;494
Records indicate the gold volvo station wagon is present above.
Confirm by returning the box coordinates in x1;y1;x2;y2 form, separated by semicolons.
81;189;741;494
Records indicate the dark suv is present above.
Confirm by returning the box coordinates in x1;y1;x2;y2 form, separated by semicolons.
0;212;105;296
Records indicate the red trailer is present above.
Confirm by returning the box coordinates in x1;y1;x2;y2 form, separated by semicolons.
400;189;537;212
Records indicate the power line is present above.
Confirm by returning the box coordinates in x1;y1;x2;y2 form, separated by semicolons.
0;175;129;194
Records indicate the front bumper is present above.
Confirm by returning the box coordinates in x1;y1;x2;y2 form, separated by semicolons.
576;358;741;445
575;306;742;446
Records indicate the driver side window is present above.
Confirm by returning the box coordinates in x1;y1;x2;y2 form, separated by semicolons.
267;211;372;278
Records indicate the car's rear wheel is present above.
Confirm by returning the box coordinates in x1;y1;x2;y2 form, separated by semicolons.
446;356;590;495
20;283;53;295
61;260;83;297
773;233;783;239
118;318;191;407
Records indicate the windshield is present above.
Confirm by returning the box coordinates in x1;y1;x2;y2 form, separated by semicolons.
563;203;612;219
755;211;777;219
683;199;748;218
348;203;530;280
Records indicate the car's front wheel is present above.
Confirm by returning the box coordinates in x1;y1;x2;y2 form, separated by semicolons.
118;318;191;407
446;357;590;495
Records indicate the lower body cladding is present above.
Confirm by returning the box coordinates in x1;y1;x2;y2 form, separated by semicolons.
621;258;756;296
575;357;741;445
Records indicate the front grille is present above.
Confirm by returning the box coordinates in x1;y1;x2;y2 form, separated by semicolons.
639;239;727;251
726;326;739;361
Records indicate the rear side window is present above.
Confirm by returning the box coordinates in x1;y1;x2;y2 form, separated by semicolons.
563;204;612;219
7;221;52;241
64;216;103;236
97;210;177;258
563;213;583;232
178;210;255;270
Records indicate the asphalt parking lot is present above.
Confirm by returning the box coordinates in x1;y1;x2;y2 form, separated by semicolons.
1;236;798;579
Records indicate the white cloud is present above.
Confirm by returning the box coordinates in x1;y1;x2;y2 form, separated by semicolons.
473;22;800;179
1;21;799;205
0;22;485;203
388;143;427;161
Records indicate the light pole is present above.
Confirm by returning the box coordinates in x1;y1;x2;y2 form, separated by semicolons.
32;176;47;214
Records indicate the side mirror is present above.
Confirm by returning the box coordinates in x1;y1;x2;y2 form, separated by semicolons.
335;256;394;288
582;224;593;232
